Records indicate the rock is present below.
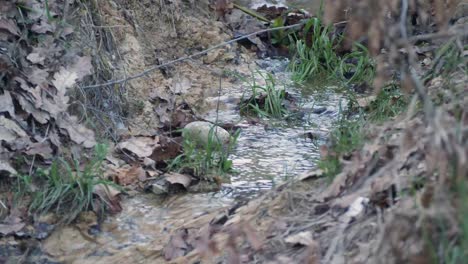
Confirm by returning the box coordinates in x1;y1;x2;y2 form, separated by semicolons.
183;121;231;147
312;107;327;114
151;179;169;195
188;181;220;193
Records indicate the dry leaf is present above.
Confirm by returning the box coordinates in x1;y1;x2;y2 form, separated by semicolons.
0;211;25;235
0;116;27;142
69;56;93;80
164;229;191;261
165;172;192;189
52;67;77;100
26;52;46;65
25;141;53;159
57;114;96;148
28;67;49;86
112;165;146;186
0;159;17;175
0;222;25;236
171;77;191;94
40;96;66;119
0;18;20;36
31;19;55;34
17;95;50;124
0;91;15;117
92;183;122;213
299;169;325;181
356;95;376;108
285;231;315;247
117;136;160;158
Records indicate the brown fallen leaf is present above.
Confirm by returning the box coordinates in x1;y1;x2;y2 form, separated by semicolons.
117;136;160;158
52;67;77;103
150;136;183;167
112;165;146;186
0;18;20;36
28;67;49;86
0;116;28;142
92;183;122;214
0;159;17;175
298;169;325;181
164;229;192;261
17;94;50;124
25;141;53;159
0;211;25;236
356;95;376;108
285;231;316;247
0;223;25;236
0;91;15;117
57;114;96;148
31;19;55;34
26;52;45;65
242;222;263;251
165;172;192;189
69;56;93;80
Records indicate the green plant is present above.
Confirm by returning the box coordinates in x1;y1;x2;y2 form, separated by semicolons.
318;105;365;180
288;16;375;85
169;127;239;178
367;85;408;122
337;43;375;84
289;17;339;83
240;71;288;118
16;144;116;223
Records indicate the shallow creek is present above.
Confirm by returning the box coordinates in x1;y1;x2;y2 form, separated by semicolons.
236;0;323;14
30;58;346;263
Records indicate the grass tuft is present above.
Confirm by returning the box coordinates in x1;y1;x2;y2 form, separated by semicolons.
288;18;374;85
169;127;239;178
16;144;116;223
318;105;365;181
240;71;288;119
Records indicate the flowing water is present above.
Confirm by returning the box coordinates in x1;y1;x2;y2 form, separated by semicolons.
203;59;344;199
18;58;346;263
236;0;323;14
13;3;347;260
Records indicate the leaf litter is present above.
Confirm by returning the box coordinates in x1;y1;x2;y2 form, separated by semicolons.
0;0;466;263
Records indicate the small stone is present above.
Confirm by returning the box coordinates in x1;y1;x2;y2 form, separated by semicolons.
151;180;169;195
183;121;231;147
312;107;327;114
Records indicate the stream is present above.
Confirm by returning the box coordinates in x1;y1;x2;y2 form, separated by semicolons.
30;58;345;263
10;2;346;263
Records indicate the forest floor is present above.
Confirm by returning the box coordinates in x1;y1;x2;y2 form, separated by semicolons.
0;0;467;263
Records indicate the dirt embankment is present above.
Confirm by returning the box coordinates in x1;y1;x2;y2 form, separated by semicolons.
90;0;255;135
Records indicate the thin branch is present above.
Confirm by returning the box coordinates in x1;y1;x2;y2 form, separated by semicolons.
81;22;306;89
398;28;468;45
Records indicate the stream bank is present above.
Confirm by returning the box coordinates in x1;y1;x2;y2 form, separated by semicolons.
1;0;466;263
1;0;342;262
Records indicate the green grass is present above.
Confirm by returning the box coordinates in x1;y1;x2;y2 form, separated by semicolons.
288;18;375;85
318;105;365;181
240;71;288;119
367;84;408;122
289;17;338;84
15;144;116;223
169;127;239;178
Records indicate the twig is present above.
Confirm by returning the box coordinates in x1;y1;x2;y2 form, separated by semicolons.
399;0;435;121
399;0;408;39
397;28;468;45
233;3;270;23
81;22;306;89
